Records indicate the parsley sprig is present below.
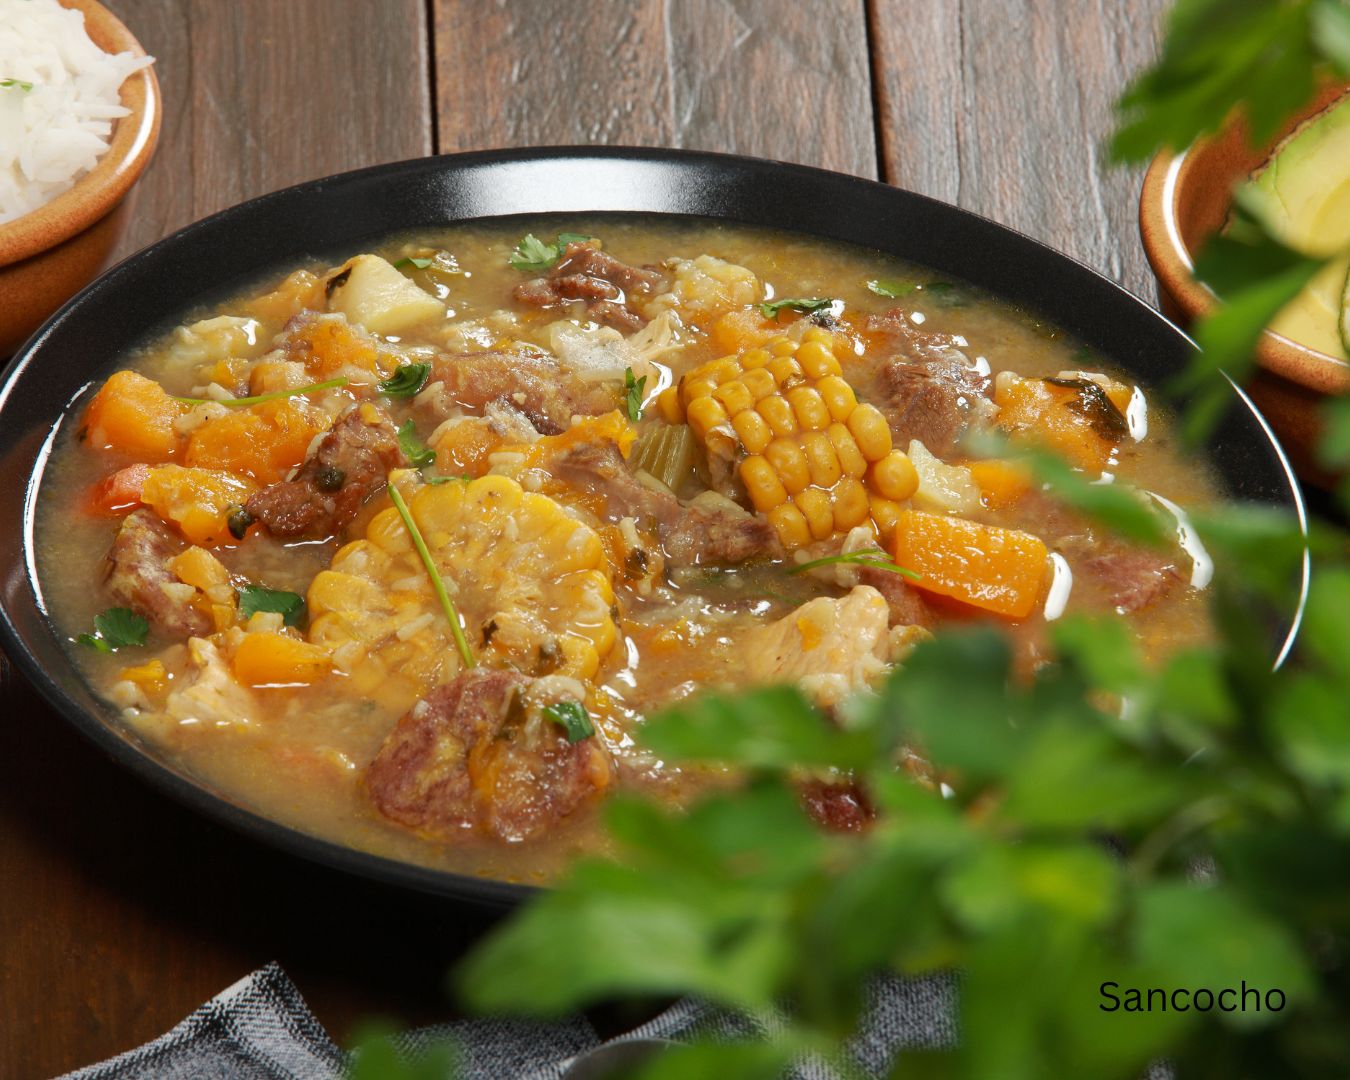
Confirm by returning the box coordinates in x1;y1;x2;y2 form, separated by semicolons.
77;608;148;652
508;231;596;272
623;367;647;422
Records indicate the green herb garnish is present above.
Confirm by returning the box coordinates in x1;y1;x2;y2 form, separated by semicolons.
175;378;348;408
787;548;921;581
543;701;595;743
425;474;472;485
393;257;435;271
0;78;34;92
920;281;968;306
379;363;431;398
623;367;647;423
759;297;836;319
866;279;917;298
238;585;305;627
508;232;597;272
77;607;149;652
397;420;436;469
387;484;474;669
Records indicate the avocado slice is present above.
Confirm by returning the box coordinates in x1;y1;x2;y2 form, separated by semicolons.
1269;255;1350;361
1245;91;1350;257
1341;262;1350;357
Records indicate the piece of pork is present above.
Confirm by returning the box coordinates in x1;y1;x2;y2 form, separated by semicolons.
104;509;211;638
365;668;609;843
514;242;665;332
550;439;781;567
863;309;995;456
422;351;619;436
797;778;875;833
246;404;405;539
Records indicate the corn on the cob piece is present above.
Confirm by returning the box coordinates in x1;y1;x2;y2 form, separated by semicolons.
672;328;917;548
308;474;617;711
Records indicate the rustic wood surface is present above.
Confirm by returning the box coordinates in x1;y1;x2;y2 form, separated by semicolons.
1;0;1164;1074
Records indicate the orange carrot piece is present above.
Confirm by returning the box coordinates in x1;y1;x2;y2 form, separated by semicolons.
968;459;1033;509
184;400;329;485
232;632;331;687
88;464;151;514
893;509;1049;619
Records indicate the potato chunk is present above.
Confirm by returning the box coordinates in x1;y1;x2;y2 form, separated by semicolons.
326;254;444;335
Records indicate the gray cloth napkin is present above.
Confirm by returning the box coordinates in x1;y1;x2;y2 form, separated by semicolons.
61;963;958;1079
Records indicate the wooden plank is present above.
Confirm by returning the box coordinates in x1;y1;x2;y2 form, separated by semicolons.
0;3;434;1076
869;0;1169;299
434;0;878;178
103;0;433;261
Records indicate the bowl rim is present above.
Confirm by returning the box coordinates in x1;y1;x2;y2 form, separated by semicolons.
0;0;161;268
0;145;1312;908
1139;96;1350;396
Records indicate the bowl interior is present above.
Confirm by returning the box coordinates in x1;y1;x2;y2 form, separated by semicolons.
0;149;1310;904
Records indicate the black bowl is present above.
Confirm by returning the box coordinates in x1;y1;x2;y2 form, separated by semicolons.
0;147;1309;907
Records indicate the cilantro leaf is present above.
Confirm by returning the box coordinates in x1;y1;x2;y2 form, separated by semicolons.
866;278;916;298
397;420;436;469
543;701;595;743
624;367;647;422
0;78;34;92
378;362;431;398
392;256;435;271
509;232;597;272
77;607;149;651
508;233;557;272
759;297;835;318
1110;0;1329;162
237;585;306;627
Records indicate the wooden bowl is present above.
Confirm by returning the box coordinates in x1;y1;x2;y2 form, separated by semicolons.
0;0;160;357
1140;83;1350;482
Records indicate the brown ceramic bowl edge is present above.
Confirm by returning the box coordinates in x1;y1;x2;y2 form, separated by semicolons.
0;0;161;269
1139;99;1350;398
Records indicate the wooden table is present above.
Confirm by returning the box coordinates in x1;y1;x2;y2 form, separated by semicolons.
0;2;1167;1074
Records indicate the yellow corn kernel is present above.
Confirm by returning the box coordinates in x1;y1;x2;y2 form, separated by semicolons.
802;326;834;345
794;488;835;540
757;395;798;437
786;386;830;431
681;375;719;405
764;437;811;494
732;408;773;454
796;339;842;379
816;375;857;422
870;495;903;542
687;396;730;440
832;477;870;531
869;449;919;502
828;422;868;478
768;356;803;387
740;455;788;512
768;503;811;548
705;357;742;383
740;347;771;370
658;386;684;424
712;380;755;416
768;337;796;356
801;430;843;488
848;403;893;461
740;367;778;401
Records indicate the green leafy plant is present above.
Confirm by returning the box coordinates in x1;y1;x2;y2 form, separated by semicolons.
76;607;149;652
237;585;305;627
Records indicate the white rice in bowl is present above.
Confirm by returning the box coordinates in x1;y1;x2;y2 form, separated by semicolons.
0;0;154;225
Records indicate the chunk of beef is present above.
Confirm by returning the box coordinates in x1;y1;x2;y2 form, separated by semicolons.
514;242;665;332
246;405;405;539
1062;537;1182;613
424;351;618;436
365;668;609;842
864;309;993;455
550;439;781;566
104;510;211;638
857;563;935;628
797;778;875;833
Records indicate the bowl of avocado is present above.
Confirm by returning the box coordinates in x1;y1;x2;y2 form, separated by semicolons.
1140;81;1350;484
